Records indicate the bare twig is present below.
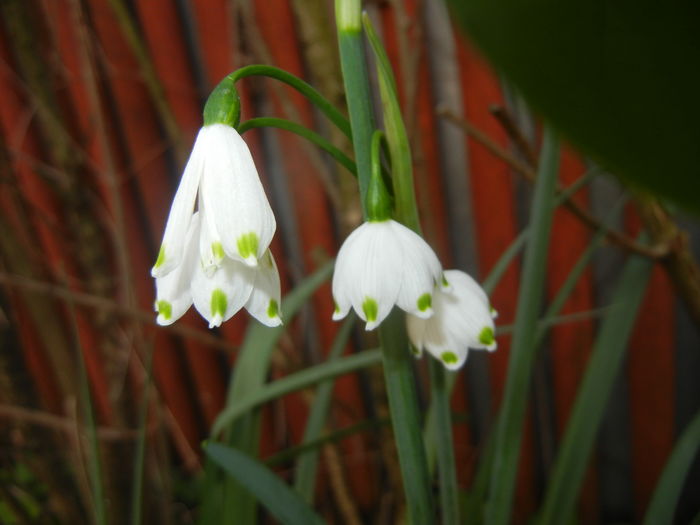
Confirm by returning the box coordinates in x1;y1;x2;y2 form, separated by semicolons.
0;272;239;354
437;107;668;260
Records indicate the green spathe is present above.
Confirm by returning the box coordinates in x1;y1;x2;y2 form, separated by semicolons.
203;75;240;127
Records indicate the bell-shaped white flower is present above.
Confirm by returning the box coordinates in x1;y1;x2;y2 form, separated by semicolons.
151;123;276;279
406;269;497;371
154;212;282;328
332;219;443;330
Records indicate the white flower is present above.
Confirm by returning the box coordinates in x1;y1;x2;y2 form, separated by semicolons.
151;123;276;278
332;219;443;330
406;269;497;371
154;212;282;328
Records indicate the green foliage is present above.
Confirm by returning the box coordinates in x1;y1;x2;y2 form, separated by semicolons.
446;0;700;213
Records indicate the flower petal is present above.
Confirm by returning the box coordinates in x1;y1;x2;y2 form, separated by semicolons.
333;222;401;330
154;213;201;325
191;253;256;328
198;193;224;276
245;250;283;327
151;130;205;278
200;125;276;266
392;221;442;318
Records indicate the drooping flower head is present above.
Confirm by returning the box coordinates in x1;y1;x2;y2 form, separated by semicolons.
331;131;443;330
151;75;280;328
406;269;497;370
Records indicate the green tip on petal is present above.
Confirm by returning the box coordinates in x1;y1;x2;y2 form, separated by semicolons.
211;241;225;261
333;301;340;314
237;232;259;261
362;297;378;322
479;326;495;346
410;343;421;356
441;351;458;365
267;299;279;319
211;289;228;319
417;293;432;312
154;245;166;269
156;300;172;321
441;274;449;287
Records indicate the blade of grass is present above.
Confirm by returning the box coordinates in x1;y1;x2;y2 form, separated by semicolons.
294;317;356;502
642;407;700;525
202;262;333;525
212;347;380;435
486;128;560;525
205;443;325;525
537;246;653;524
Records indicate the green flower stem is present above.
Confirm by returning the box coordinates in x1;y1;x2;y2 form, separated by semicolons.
364;15;456;522
362;14;419;231
486;128;560;525
429;361;460;525
336;2;434;521
379;310;436;524
366;130;392;221
239;117;357;177
228;65;351;139
336;1;375;212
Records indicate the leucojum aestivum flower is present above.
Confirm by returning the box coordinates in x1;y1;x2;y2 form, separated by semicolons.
330;131;497;370
151;78;282;329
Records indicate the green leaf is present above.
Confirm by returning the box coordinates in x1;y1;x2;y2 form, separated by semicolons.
446;0;700;213
537;245;653;525
205;444;326;525
643;408;700;525
486;128;560;525
211;347;381;435
294;317;356;503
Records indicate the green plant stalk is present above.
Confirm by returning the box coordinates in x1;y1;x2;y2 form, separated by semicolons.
429;361;460;525
380;310;436;524
486;128;560;525
537;247;653;524
295;317;357;502
239;117;357;177
227;64;352;140
336;1;375;210
643;408;700;525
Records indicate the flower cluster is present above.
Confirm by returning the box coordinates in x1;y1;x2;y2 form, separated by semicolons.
152;124;281;328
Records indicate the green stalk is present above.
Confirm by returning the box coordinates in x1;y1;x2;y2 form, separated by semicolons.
379;310;435;524
239;117;357;177
537;247;653;524
129;346;154;525
228;65;351;139
486;128;560;525
336;0;375;209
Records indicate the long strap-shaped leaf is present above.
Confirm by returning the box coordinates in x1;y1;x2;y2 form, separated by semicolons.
537;248;653;524
486;128;560;525
205;443;326;525
642;408;700;525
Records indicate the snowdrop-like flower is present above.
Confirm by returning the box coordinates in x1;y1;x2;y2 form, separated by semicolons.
332;219;443;330
151;123;276;278
406;269;497;371
154;212;282;328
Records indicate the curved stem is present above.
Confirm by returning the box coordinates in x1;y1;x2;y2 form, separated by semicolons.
239;117;356;177
229;65;352;140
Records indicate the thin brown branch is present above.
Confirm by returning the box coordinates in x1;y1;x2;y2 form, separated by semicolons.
437;106;668;259
0;403;154;441
0;272;239;354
